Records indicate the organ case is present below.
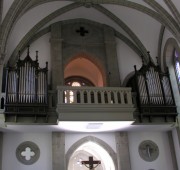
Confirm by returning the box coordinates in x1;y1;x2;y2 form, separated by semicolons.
133;54;177;122
5;48;48;116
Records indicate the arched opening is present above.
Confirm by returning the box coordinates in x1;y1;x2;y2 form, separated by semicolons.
66;136;117;170
64;57;104;87
163;38;180;112
67;141;115;170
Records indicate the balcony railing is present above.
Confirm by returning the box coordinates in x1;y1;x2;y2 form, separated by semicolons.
56;86;135;121
57;86;133;105
2;86;135;122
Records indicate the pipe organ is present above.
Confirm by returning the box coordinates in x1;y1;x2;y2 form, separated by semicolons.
5;48;48;116
133;55;177;122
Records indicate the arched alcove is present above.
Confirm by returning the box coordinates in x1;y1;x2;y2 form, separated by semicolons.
66;136;117;170
163;38;180;112
163;38;180;71
122;71;135;87
64;54;105;87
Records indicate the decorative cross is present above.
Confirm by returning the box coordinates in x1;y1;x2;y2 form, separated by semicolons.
145;144;153;158
81;156;101;170
76;27;89;36
21;147;35;160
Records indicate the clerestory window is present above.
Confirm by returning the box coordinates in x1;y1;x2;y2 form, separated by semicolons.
174;49;180;91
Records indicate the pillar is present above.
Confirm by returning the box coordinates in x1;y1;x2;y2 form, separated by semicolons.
52;132;65;170
103;25;121;87
115;132;131;170
0;132;3;170
0;0;2;24
50;23;64;90
175;127;180;145
167;131;178;170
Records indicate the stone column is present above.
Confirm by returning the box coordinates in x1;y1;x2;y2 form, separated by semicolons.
0;0;3;24
52;132;65;170
0;132;3;170
0;53;5;92
50;23;64;90
175;127;180;145
167;131;178;170
115;132;131;170
0;53;6;116
103;25;121;87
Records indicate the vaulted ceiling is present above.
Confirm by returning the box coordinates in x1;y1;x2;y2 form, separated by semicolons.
0;0;180;66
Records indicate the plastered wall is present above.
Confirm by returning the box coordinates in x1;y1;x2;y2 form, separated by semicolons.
2;132;52;170
65;132;116;154
128;131;173;170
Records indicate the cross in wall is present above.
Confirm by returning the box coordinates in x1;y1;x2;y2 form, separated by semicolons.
21;147;35;160
76;27;89;36
81;156;101;170
145;144;153;158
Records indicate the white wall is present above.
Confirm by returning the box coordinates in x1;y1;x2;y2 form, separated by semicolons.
116;38;142;84
128;131;173;170
104;4;161;60
2;132;52;170
65;132;116;153
20;33;51;84
5;1;71;58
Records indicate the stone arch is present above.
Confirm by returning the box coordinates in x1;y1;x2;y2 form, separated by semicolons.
1;3;82;62
122;71;135;87
94;5;149;61
10;19;143;66
66;135;118;170
64;52;106;87
163;38;180;71
163;38;180;112
2;0;179;63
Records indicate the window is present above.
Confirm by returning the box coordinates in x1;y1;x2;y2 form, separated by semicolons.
65;76;94;86
64;76;94;103
174;50;180;90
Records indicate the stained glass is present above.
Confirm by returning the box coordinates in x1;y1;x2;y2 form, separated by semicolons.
174;50;180;88
72;82;81;87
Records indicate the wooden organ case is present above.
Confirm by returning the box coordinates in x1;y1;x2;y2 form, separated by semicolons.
5;48;48;120
132;55;177;123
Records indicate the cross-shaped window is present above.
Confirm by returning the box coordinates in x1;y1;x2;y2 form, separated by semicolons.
76;27;89;36
21;147;35;160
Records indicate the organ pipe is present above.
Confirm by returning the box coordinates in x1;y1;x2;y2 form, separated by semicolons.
134;55;174;106
5;47;48;105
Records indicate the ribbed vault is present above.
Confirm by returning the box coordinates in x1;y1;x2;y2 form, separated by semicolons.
1;0;180;65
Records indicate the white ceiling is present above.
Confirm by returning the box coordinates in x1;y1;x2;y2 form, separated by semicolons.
2;0;180;62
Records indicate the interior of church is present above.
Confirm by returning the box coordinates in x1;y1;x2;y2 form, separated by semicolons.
0;0;180;170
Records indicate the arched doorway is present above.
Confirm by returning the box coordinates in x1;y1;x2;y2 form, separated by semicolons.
66;136;117;170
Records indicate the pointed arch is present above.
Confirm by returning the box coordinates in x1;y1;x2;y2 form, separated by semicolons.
163;38;180;110
163;38;180;71
122;71;135;87
66;135;118;170
64;52;106;87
